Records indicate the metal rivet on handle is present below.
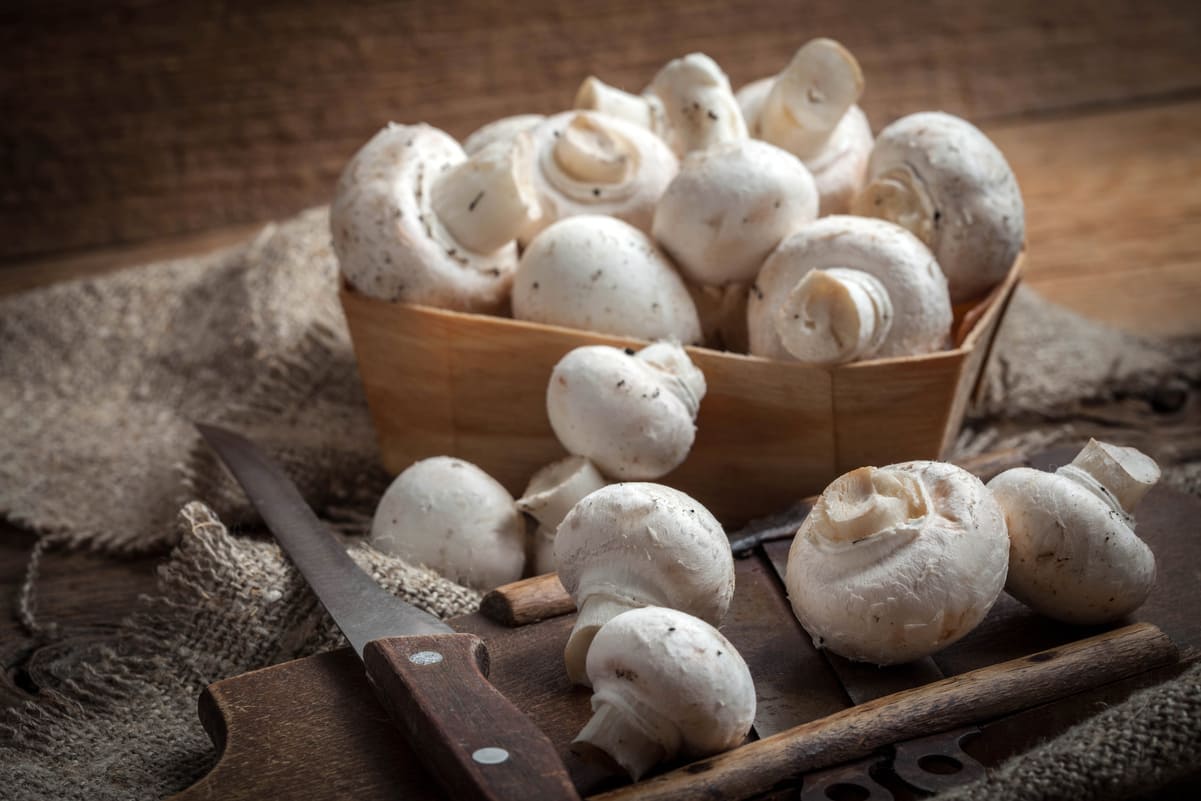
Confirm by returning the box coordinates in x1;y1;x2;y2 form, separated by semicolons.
472;747;510;765
409;650;443;665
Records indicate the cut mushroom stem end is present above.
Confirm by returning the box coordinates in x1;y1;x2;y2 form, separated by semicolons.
1057;438;1162;519
573;701;665;781
431;135;541;254
554;113;637;185
774;267;894;365
762;38;864;159
851;165;938;247
565;595;639;685
575;77;659;130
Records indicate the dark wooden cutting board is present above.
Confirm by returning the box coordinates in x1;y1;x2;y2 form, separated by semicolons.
172;453;1201;800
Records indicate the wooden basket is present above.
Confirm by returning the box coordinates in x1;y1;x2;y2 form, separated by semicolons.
340;254;1022;524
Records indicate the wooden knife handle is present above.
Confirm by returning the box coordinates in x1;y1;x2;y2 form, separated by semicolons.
362;632;581;801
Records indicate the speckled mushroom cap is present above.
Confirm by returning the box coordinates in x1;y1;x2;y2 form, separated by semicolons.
786;461;1009;665
368;456;525;591
736;78;873;215
988;440;1160;624
747;215;952;362
653;139;819;286
853;111;1024;302
330;123;518;311
462;113;546;155
546;342;705;481
521;111;678;246
513;215;702;343
555;482;734;684
578;607;756;779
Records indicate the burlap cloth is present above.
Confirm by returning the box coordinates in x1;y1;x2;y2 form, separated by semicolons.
1;208;1198;798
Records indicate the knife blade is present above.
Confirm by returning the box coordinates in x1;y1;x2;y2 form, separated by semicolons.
197;424;581;801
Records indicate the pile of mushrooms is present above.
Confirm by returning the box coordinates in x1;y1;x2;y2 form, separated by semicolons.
332;37;1024;353
332;37;1048;783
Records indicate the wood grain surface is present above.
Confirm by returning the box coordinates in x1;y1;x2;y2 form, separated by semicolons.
3;0;1200;262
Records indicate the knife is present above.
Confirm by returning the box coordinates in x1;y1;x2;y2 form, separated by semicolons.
197;424;581;801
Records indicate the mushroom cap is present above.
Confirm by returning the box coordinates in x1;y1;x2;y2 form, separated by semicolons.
586;607;755;761
988;466;1156;624
786;461;1009;664
653;139;819;286
513;215;702;343
747;215;952;361
546;343;705;480
368;456;525;590
463;113;546;155
734;77;773;132
522;111;678;245
736;78;873;215
855;111;1024;302
803;105;873;215
555;483;734;620
330;123;517;311
518;456;608;575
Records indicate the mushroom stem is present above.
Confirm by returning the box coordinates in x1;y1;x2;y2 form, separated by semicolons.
565;595;640;686
1057;439;1161;517
431;136;540;254
774;267;894;365
553;114;636;185
759;38;863;159
817;466;928;544
575;77;660;130
649;53;748;155
851;164;938;247
573;701;665;781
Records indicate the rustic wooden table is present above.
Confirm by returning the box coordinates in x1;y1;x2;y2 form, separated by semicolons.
3;0;1201;793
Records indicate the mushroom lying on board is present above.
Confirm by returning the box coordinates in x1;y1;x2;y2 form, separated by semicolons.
653;139;819;287
369;457;525;591
331;123;539;311
513;215;702;343
988;440;1160;624
520;111;677;245
574;607;756;780
786;461;1009;665
737;39;873;215
517;456;607;576
462;113;546;155
555;482;735;686
747;216;952;365
546;341;706;481
852;111;1024;302
576;52;747;158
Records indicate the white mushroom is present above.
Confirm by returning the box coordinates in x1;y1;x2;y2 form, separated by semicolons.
738;39;873;215
987;440;1160;624
653;139;819;287
463;113;546;155
547;342;706;481
852;111;1024;302
331;123;539;310
369;456;525;591
574;607;755;780
517;456;608;576
786;461;1009;665
521;111;677;245
747;216;952;364
512;215;702;343
555;482;734;685
576;53;747;158
645;53;748;156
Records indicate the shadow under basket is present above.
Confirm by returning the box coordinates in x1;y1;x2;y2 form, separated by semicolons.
341;253;1023;526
